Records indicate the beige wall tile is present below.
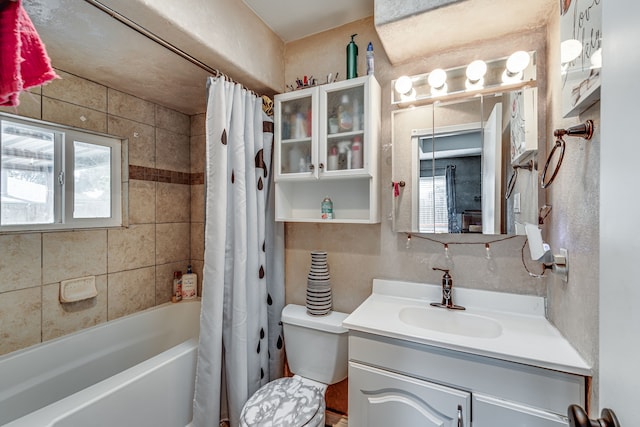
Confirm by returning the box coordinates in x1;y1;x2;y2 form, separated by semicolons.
107;89;155;125
41;275;108;341
0;90;42;119
191;113;205;136
190;133;206;174
129;179;156;224
42;70;107;112
43;230;108;284
155;261;186;304
156;105;190;135
108;115;155;168
107;224;156;273
156;222;190;265
156;129;190;173
0;287;41;356
42;97;107;133
107;266;155;320
0;233;41;293
191;184;205;223
156;183;190;223
190;222;205;262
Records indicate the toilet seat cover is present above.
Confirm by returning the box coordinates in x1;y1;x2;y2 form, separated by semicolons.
240;376;325;426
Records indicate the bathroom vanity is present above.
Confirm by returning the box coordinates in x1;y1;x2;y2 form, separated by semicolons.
343;279;591;426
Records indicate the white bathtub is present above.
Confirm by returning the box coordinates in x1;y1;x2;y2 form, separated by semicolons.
0;300;201;427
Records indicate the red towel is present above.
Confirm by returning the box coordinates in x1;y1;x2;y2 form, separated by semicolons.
0;0;59;107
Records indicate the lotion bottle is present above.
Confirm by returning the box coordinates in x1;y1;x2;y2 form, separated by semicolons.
182;265;197;300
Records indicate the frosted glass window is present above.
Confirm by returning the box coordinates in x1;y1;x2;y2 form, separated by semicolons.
74;141;111;218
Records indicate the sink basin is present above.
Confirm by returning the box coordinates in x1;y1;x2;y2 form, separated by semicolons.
399;306;503;339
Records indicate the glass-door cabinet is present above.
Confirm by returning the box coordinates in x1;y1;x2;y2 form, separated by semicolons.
274;75;381;223
274;86;317;178
320;79;368;176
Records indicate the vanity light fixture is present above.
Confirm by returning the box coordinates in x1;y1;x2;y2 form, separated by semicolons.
590;48;602;68
392;51;536;105
502;50;530;83
465;60;487;89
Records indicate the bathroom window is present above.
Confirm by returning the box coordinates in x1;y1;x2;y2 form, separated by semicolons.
418;175;448;233
0;114;123;231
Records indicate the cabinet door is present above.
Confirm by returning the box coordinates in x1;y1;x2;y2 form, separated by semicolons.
319;77;373;177
473;393;568;427
349;362;470;427
274;87;317;180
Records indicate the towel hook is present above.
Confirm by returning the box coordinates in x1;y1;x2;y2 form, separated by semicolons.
541;120;594;189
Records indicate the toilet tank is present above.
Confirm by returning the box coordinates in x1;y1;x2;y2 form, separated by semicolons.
281;304;349;385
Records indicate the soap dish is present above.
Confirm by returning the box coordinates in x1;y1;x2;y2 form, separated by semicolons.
60;276;98;303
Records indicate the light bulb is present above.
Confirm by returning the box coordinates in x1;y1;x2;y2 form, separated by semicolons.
466;60;487;83
427;68;447;89
394;76;413;95
561;39;582;64
506;51;531;74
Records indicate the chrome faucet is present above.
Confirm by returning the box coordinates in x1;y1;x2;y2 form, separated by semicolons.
430;268;465;310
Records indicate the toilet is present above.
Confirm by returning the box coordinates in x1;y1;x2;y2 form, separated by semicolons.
239;304;349;427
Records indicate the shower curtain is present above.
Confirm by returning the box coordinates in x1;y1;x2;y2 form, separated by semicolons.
193;76;285;427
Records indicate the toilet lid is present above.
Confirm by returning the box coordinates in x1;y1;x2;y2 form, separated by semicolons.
240;376;325;427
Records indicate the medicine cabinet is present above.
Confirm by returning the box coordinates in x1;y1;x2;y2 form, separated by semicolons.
274;75;381;223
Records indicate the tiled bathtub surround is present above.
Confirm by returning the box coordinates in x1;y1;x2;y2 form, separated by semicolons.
0;69;202;356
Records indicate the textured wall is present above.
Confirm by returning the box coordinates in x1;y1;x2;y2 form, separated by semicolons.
283;17;549;316
544;3;601;408
0;70;195;356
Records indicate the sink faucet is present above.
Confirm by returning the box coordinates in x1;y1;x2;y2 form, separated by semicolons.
430;268;465;310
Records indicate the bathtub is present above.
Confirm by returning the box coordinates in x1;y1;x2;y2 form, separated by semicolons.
0;300;200;427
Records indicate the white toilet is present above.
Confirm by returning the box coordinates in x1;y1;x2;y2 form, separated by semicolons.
239;304;349;427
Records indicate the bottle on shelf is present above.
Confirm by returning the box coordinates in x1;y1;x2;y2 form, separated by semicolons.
321;196;334;220
366;42;374;76
172;271;182;303
338;94;353;132
289;145;302;173
346;34;358;79
352;136;363;169
327;145;339;170
282;104;291;139
337;140;351;170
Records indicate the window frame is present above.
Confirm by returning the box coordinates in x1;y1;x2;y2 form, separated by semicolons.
0;113;124;232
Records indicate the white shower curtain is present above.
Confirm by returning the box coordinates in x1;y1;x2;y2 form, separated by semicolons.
193;77;285;427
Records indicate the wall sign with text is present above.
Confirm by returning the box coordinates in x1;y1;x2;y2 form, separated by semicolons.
560;0;602;118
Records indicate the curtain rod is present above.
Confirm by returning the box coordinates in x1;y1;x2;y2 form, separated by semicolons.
83;0;224;80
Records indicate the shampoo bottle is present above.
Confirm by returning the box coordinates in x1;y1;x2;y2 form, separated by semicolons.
182;265;197;300
346;34;358;79
172;271;182;302
366;42;374;76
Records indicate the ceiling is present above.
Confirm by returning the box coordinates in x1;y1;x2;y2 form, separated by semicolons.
23;0;553;116
242;0;373;42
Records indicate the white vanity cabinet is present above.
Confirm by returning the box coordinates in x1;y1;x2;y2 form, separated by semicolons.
273;75;381;223
348;332;586;427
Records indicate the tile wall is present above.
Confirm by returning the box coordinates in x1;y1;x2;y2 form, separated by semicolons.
0;69;200;356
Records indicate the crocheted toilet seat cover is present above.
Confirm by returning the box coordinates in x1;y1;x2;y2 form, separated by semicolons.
240;376;325;426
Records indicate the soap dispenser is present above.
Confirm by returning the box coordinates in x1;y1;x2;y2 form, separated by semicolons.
346;34;358;79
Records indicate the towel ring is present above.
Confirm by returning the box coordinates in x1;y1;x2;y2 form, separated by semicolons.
505;160;534;199
541;139;565;189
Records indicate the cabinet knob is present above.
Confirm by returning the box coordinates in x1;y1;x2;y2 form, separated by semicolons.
309;164;315;171
319;163;324;170
568;405;620;427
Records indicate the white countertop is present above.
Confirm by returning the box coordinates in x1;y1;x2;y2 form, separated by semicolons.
342;279;591;376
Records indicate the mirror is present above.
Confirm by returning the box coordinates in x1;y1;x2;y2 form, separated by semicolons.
392;84;539;235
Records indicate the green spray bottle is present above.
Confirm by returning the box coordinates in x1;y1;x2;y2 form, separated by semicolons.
346;34;358;79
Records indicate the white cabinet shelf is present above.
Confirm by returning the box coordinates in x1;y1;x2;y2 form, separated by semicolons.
274;75;381;223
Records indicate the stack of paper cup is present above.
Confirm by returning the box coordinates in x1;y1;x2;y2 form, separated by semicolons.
306;251;332;316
